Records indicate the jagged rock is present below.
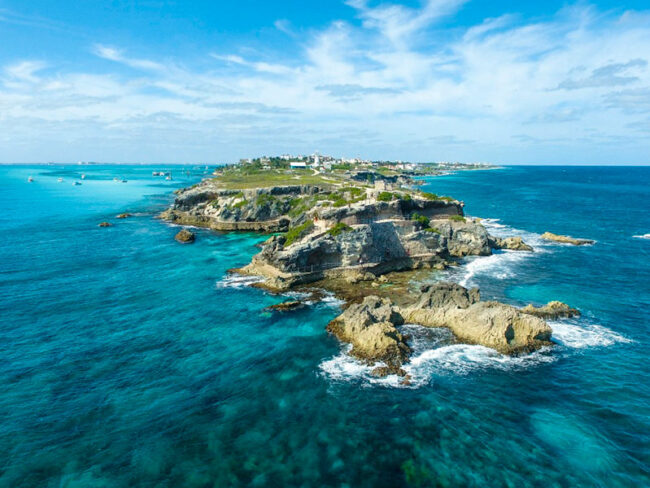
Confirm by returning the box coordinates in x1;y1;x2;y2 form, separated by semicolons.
402;283;552;354
327;296;409;373
98;222;112;227
491;236;533;251
175;229;195;243
264;301;303;312
341;269;376;284
415;282;480;309
541;232;594;246
521;301;580;319
116;213;132;219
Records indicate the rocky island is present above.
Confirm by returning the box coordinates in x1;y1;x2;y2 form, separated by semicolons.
161;157;569;377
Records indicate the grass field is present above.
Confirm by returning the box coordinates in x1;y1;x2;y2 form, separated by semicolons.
214;169;339;189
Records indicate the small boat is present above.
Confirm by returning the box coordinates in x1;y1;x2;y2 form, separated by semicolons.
28;176;34;182
73;181;82;186
113;177;120;182
121;179;128;183
165;176;172;181
57;178;63;182
81;174;86;179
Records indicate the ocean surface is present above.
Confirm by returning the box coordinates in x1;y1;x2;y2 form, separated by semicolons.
0;164;648;487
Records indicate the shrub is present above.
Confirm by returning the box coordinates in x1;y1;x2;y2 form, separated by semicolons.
411;212;430;228
256;193;276;206
332;197;348;207
284;220;314;247
400;193;412;202
377;191;394;202
327;222;353;237
232;199;248;209
424;227;441;234
440;196;455;202
449;215;466;222
420;192;438;200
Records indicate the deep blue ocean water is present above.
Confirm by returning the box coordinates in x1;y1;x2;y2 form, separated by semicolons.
0;165;648;487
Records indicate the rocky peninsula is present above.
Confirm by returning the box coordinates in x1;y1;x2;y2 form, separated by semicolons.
161;159;571;376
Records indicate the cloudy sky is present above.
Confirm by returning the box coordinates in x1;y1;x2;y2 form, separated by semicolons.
1;0;649;164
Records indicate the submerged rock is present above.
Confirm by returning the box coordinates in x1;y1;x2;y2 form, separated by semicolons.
264;301;303;312
116;213;132;219
327;296;410;373
175;229;195;243
541;232;594;246
490;236;533;251
98;222;112;227
402;283;553;354
521;301;580;319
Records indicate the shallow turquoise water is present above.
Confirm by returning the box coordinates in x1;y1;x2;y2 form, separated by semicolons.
0;165;648;487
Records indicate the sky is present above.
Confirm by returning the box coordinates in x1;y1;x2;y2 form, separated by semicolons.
1;0;649;164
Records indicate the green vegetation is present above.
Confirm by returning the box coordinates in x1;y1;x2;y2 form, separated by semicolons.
331;163;353;171
339;186;364;197
215;167;333;189
377;191;395;202
210;199;220;209
420;192;438;200
424;227;441;234
440;196;455;202
449;215;466;222
232;199;248;209
399;193;412;201
256;193;276;206
332;197;348;208
327;222;353;236
411;212;430;228
284;220;314;247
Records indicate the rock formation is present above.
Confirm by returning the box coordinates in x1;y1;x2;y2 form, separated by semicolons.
327;296;410;374
326;283;554;374
402;283;552;354
521;301;580;319
116;213;132;219
541;232;594;246
490;236;534;251
175;229;195;243
98;222;112;227
264;301;303;312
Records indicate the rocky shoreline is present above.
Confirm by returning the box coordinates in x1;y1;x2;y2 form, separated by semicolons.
160;163;580;377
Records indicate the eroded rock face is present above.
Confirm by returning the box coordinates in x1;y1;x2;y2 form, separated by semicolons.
541;232;594;246
521;301;580;319
244;219;492;290
175;229;195;243
490;236;534;251
160;184;316;232
402;282;552;354
326;296;410;373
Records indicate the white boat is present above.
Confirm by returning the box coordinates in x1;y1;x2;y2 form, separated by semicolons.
81;174;86;179
28;176;34;182
57;178;63;182
165;176;172;180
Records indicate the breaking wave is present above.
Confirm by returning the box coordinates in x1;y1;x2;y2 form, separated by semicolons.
215;274;265;289
320;318;632;389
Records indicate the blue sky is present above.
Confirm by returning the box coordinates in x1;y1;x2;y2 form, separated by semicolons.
1;1;649;164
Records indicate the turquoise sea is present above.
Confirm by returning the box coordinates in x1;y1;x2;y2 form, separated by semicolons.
0;165;648;487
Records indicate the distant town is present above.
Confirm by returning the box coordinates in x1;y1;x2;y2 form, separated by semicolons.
236;153;494;172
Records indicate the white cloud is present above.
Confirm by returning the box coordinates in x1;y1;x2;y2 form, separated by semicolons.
1;3;650;163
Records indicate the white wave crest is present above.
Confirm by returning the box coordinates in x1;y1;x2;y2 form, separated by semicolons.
215;274;264;289
632;233;650;240
549;320;632;348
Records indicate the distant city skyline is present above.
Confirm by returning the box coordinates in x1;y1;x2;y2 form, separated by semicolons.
1;0;649;165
